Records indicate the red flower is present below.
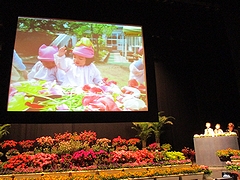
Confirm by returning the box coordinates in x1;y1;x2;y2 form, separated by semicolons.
1;140;17;149
128;79;139;87
112;136;127;147
19;140;35;149
54;132;72;142
36;136;54;147
127;138;140;146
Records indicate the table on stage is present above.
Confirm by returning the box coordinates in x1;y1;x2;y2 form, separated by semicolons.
193;136;239;166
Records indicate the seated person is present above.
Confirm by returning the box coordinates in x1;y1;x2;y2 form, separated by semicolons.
204;122;214;136
226;123;239;137
28;44;65;85
214;123;223;134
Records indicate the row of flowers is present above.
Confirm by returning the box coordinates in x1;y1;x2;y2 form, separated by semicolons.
0;149;192;174
0;131;193;158
226;161;240;171
0;131;145;154
0;131;197;175
0;165;211;180
216;148;240;158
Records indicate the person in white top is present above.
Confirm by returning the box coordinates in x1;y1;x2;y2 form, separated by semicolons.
54;37;103;87
28;44;65;85
129;47;146;84
204;122;214;136
214;123;224;134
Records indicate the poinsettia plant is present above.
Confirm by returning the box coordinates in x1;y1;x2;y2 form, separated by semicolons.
18;140;35;151
1;140;18;149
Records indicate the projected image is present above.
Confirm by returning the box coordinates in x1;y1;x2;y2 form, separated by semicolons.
8;17;147;111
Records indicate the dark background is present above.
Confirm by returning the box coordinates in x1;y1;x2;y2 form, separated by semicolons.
0;0;240;150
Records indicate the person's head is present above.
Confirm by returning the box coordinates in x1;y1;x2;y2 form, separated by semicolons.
215;124;221;130
206;122;211;128
228;123;235;131
38;44;58;69
72;45;94;66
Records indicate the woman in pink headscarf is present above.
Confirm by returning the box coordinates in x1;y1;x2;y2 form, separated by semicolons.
54;37;103;87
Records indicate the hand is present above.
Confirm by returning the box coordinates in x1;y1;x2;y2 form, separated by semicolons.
58;46;67;57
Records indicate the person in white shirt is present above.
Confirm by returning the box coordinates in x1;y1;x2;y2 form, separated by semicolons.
54;37;103;87
204;122;214;136
28;44;65;85
214;123;224;134
129;47;146;84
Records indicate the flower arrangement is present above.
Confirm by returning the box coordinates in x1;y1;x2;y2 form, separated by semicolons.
0;164;207;180
31;153;59;170
127;138;140;151
182;147;195;162
112;136;127;148
78;130;97;145
199;165;212;175
5;148;20;157
3;153;33;170
231;156;240;160
163;151;186;161
216;148;240;157
147;142;161;151
127;138;140;146
92;138;111;152
18;140;35;151
226;161;240;171
72;149;97;167
54;132;72;142
36;136;54;148
161;143;172;151
0;140;17;149
0;130;196;176
59;154;73;169
51;139;84;155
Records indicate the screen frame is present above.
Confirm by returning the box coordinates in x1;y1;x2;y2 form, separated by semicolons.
1;8;158;123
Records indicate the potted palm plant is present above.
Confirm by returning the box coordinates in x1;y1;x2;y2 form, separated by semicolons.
0;124;11;139
151;111;175;146
131;122;152;149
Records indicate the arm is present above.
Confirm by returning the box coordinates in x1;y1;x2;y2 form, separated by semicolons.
13;50;28;79
54;47;72;72
12;50;26;71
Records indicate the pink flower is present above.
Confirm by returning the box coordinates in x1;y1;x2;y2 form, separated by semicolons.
56;104;69;110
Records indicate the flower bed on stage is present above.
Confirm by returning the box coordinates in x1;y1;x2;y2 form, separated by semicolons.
0;165;207;180
0;131;211;179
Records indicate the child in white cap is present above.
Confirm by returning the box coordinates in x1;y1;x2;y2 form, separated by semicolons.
28;44;65;85
54;37;103;87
